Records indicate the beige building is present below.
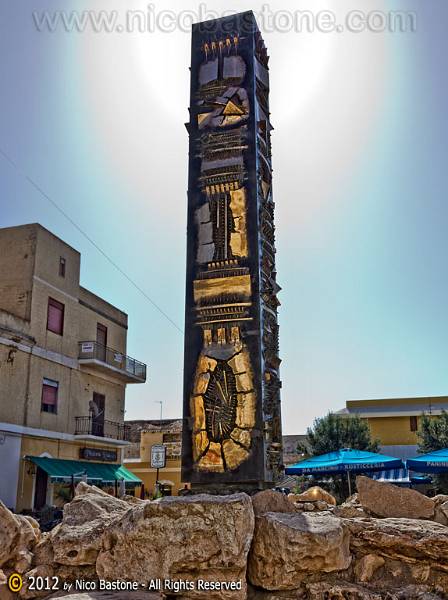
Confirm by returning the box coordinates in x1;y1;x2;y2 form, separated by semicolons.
124;420;306;495
0;224;146;511
124;419;184;496
337;396;448;461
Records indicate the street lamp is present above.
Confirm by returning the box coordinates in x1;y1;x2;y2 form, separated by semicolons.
154;401;163;495
154;400;163;426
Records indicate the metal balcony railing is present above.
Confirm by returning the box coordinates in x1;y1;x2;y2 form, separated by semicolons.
78;341;147;381
74;416;131;441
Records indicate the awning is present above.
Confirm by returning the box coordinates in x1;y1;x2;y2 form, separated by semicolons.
26;456;142;485
407;448;448;473
285;448;405;476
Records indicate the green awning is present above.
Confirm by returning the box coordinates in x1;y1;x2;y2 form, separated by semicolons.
26;456;142;485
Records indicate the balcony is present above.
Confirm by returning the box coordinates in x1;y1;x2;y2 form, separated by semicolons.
78;341;147;383
75;416;131;442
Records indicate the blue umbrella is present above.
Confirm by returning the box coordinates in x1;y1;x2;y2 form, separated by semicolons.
285;448;405;496
407;448;448;473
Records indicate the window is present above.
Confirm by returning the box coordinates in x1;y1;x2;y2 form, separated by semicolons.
41;378;58;413
59;257;66;278
410;415;418;432
47;297;64;335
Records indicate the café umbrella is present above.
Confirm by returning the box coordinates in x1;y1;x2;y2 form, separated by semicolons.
285;448;405;496
407;448;448;473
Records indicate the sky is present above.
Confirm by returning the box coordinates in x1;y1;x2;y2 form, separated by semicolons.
1;0;447;434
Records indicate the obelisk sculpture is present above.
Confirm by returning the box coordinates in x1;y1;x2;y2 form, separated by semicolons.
182;11;282;491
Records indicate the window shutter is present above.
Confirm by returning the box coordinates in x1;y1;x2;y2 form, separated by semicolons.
42;379;58;412
42;384;57;406
47;298;64;335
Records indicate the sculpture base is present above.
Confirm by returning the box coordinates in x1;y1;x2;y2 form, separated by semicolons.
190;481;273;496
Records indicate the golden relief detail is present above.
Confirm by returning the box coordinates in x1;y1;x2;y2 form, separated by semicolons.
191;333;255;472
193;273;251;303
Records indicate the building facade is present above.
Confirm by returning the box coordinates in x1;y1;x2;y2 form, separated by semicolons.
337;396;448;460
125;418;301;496
0;224;146;511
182;11;282;490
124;419;184;496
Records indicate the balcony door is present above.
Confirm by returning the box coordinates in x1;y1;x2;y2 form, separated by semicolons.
90;392;105;437
96;323;107;362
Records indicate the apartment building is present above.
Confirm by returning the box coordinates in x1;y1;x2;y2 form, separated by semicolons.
337;396;448;460
0;224;145;511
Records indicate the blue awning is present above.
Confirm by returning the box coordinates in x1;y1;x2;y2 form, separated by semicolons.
285;448;404;476
407;448;448;473
373;468;432;484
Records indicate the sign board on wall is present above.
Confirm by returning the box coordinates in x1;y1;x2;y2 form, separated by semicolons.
81;342;95;353
80;447;117;462
151;445;166;469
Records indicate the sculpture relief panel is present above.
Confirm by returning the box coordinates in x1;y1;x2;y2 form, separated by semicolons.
183;13;282;487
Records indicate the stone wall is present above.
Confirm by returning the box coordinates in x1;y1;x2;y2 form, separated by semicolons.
1;479;447;600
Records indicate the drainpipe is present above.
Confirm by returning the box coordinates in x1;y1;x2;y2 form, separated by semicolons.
23;344;35;427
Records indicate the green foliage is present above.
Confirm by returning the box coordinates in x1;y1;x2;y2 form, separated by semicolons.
297;412;380;502
53;484;72;507
291;476;308;494
417;410;448;452
298;412;380;456
417;410;448;493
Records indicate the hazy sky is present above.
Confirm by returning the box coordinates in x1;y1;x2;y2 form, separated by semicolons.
1;1;447;434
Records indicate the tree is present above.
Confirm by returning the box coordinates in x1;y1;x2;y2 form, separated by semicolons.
297;412;379;502
417;410;448;493
299;412;379;456
417;410;448;452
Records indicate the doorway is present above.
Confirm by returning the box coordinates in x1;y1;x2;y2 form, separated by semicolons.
96;323;107;362
34;467;48;509
90;392;105;437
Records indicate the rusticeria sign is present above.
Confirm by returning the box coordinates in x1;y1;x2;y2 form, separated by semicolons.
182;11;283;490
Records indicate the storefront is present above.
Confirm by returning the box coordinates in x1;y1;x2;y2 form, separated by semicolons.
25;456;142;510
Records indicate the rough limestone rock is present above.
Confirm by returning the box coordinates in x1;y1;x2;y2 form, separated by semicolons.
334;493;369;519
247;583;383;599
0;501;40;574
122;494;145;505
288;486;336;506
0;501;21;567
32;534;54;568
20;565;54;599
49;483;130;566
46;594;160;600
354;553;385;583
346;516;448;586
248;512;351;590
305;581;384;599
252;490;296;516
356;476;435;520
433;495;448;526
305;582;444;599
0;568;13;600
97;493;254;600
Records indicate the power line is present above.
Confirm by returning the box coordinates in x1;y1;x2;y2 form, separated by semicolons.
0;146;184;334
